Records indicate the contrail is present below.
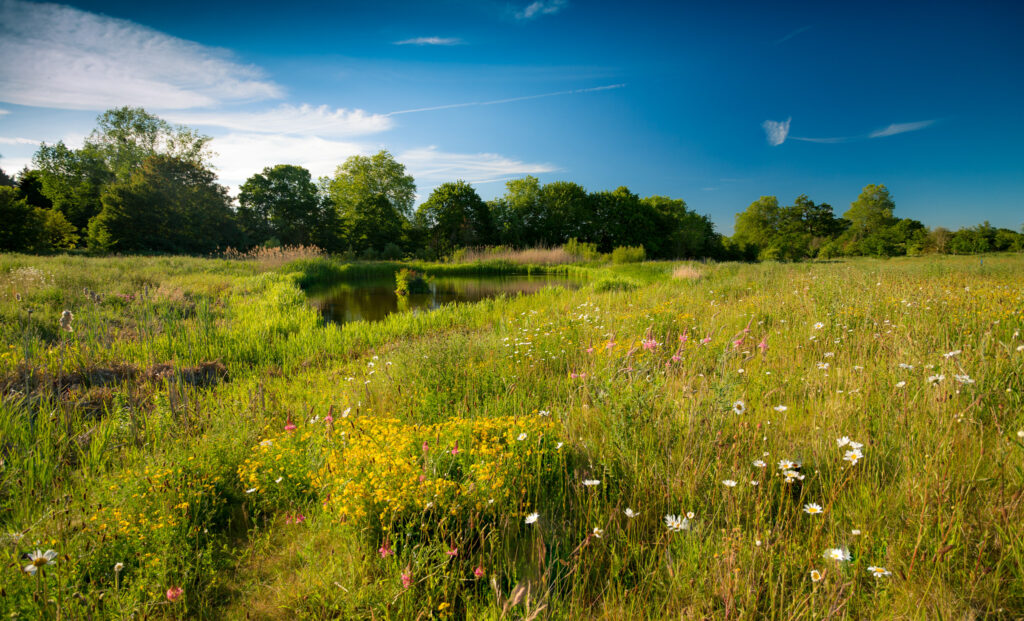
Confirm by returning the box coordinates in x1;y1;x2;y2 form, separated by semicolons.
386;83;626;116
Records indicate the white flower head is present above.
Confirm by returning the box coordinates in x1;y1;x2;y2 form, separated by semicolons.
868;566;891;578
583;479;601;487
24;549;58;575
752;459;767;468
722;479;738;487
624;508;638;518
783;469;805;483
517;432;528;441
803;503;824;515
592;527;604;538
824;548;851;562
843;449;863;466
810;569;823;582
732;400;746;415
664;514;690;532
813;322;824;330
525;512;539;525
836;436;851;447
773;405;788;412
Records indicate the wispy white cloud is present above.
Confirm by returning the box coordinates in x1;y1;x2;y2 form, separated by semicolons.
0;0;282;111
762;117;791;146
0;136;41;146
0;109;9;116
399;146;557;185
789;136;849;144
774;25;812;45
517;0;567;20
764;118;937;145
167;104;393;137
387;83;625;116
394;36;463;46
868;120;936;138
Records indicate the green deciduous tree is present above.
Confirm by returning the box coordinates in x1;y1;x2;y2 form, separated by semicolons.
88;155;237;254
415;181;494;254
843;184;896;239
239;165;326;248
325;151;416;221
33;107;214;236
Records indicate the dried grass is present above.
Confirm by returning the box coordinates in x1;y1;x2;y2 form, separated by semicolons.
672;264;704;280
453;246;577;265
223;245;325;269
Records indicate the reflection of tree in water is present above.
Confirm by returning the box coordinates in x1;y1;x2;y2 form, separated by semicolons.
313;275;580;325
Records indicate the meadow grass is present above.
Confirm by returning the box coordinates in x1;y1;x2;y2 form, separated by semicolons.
0;252;1022;619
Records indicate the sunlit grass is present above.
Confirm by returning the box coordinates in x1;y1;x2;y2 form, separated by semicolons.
0;253;1022;618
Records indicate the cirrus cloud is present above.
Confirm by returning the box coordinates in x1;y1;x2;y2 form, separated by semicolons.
394;37;463;46
0;0;282;111
167;104;393;137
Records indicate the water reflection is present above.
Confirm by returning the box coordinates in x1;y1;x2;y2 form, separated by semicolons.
310;274;581;325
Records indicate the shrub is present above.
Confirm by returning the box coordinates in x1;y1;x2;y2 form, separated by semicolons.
610;245;646;264
380;242;404;260
394;268;430;296
565;238;601;261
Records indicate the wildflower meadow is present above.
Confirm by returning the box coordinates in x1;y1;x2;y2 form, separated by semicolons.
0;253;1022;619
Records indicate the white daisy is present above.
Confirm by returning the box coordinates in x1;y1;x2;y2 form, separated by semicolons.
823;548;851;562
664;514;690;532
752;459;767;468
624;508;639;518
803;503;824;515
722;479;738;487
583;479;601;487
867;566;891;578
836;437;851;447
23;549;57;575
773;405;788;412
525;512;539;525
732;400;746;415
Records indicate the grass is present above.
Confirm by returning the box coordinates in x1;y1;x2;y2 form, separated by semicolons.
0;252;1022;619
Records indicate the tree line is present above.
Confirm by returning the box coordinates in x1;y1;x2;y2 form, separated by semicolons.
1;107;1021;260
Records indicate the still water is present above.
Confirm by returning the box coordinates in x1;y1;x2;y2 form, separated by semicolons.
310;274;582;325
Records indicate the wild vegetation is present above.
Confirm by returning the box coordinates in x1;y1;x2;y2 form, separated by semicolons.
1;252;1022;619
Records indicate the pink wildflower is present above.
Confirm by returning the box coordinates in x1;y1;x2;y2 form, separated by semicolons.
166;586;183;602
446;547;458;558
473;565;485;578
284;414;296;432
401;569;412;589
701;335;712;345
586;346;595;354
450;441;460;456
379;541;394;558
757;335;768;353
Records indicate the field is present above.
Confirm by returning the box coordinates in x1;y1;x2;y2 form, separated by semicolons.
1;253;1022;619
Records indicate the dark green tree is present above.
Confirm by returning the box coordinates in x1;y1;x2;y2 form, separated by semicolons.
238;165;325;247
415;181;495;254
33;107;213;235
89;155;237;254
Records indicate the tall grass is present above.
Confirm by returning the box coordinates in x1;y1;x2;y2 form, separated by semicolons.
0;253;1022;618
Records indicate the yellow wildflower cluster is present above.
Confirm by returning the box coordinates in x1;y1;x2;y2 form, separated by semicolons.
239;415;560;530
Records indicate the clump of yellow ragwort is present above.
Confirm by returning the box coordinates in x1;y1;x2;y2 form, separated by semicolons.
239;414;561;531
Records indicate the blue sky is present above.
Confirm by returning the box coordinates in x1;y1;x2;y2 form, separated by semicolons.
1;0;1022;233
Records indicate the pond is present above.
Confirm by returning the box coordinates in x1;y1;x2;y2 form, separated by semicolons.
309;273;583;325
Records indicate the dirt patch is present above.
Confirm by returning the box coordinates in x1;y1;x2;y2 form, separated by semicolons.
145;360;229;387
1;360;228;398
